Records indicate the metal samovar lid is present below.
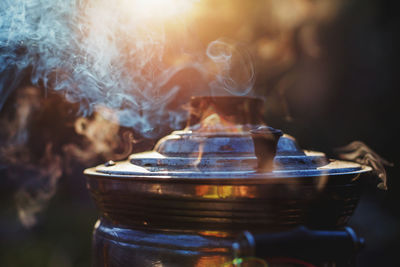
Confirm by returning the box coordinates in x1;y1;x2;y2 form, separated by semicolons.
85;96;371;180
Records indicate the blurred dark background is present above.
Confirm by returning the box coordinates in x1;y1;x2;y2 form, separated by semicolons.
0;0;399;266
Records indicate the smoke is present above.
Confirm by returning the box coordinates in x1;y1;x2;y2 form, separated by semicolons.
0;87;140;228
0;0;186;138
63;106;136;163
207;39;255;96
0;0;256;227
15;143;62;228
0;0;255;139
335;141;393;190
0;86;63;227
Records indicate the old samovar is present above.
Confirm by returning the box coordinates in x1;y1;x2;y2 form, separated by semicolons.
85;96;372;267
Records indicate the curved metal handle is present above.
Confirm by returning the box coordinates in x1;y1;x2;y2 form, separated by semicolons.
232;226;365;262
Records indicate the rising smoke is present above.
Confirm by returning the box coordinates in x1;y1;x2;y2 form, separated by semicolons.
207;39;254;96
335;141;393;190
0;86;63;227
0;0;255;227
0;0;255;138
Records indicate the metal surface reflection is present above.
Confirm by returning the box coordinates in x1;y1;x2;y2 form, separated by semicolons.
85;96;373;267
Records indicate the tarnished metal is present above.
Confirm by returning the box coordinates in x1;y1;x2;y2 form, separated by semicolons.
85;96;372;267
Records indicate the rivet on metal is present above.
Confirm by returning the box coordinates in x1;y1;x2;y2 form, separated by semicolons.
104;160;116;167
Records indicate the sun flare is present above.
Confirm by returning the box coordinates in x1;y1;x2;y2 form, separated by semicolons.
127;0;199;21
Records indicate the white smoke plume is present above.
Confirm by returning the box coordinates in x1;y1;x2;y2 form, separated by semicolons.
207;39;255;96
335;141;393;190
0;0;192;138
0;0;255;227
0;0;255;138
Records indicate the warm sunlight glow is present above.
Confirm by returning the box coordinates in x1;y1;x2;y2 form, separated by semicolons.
190;105;244;134
130;0;199;21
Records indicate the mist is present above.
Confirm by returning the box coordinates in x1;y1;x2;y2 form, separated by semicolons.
0;0;256;227
0;0;255;138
